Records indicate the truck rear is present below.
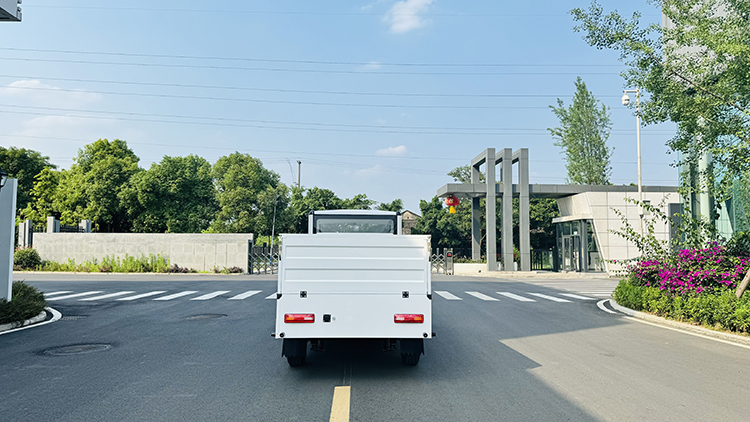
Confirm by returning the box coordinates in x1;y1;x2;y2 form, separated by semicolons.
273;210;432;366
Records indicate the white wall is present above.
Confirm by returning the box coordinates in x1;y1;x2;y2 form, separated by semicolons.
556;191;677;275
33;233;253;272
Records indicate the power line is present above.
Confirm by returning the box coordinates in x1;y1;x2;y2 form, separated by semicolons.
0;47;624;69
0;74;626;99
0;57;619;76
0;103;678;134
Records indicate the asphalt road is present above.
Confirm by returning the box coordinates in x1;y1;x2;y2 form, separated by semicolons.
2;273;750;421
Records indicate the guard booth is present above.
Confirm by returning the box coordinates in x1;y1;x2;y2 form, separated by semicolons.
555;219;603;273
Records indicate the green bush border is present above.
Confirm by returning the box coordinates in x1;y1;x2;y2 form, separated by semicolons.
613;279;750;334
0;282;47;325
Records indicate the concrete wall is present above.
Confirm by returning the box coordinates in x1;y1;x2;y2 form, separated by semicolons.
556;191;678;275
33;233;253;272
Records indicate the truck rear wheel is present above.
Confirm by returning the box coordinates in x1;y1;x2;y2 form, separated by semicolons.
399;339;424;366
282;339;308;367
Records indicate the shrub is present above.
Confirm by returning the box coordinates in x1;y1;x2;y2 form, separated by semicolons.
613;279;750;334
13;248;42;270
0;281;47;325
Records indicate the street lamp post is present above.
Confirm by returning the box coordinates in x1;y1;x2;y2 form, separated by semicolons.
622;89;643;235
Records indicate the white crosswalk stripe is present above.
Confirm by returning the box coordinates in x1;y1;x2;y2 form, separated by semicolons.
560;293;596;301
465;291;499;301
79;291;135;301
434;291;462;300
153;291;199;301
228;290;262;300
265;293;278;300
47;291;103;300
117;291;168;301
497;292;535;302
528;293;571;303
190;291;231;301
44;291;72;297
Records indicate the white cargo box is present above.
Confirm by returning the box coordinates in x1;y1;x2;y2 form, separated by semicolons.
274;233;432;340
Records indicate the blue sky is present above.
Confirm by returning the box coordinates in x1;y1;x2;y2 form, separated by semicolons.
0;0;676;213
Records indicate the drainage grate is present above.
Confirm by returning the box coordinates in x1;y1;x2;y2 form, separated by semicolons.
61;315;88;321
185;314;227;320
44;344;112;356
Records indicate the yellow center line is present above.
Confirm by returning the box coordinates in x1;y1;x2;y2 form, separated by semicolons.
329;386;351;422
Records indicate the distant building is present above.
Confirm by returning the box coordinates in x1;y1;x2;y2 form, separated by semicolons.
401;210;420;235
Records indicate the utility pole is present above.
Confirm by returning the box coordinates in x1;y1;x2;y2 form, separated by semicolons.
297;160;301;189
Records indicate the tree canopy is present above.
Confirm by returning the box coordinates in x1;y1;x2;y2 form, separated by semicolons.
548;76;613;185
0;146;56;216
571;0;750;206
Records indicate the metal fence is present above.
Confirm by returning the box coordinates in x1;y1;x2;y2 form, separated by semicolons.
430;248;454;275
59;224;85;233
531;249;557;271
249;245;280;275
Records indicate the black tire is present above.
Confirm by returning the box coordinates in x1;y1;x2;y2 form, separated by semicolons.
286;354;306;367
400;352;420;366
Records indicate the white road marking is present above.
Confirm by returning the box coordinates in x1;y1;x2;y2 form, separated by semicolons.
434;291;462;300
597;299;619;314
497;292;535;302
44;291;72;297
0;307;62;336
153;291;199;301
117;291;167;301
79;291;135;301
623;315;750;351
190;291;231;301
465;291;499;301
528;293;571;303
228;290;262;300
265;293;278;300
47;291;103;300
560;293;596;300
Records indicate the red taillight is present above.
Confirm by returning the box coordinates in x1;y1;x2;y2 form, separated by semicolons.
284;313;315;323
394;314;424;323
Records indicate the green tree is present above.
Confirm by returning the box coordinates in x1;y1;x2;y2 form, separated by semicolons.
288;187;344;233
121;154;217;233
377;199;404;212
548;77;613;185
342;193;375;210
19;168;61;225
207;152;285;234
0;147;56;215
55;139;140;232
571;0;750;213
447;165;484;184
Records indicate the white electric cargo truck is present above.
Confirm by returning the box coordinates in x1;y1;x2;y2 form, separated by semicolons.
274;210;433;366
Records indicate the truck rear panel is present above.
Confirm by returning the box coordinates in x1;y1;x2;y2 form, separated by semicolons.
274;233;432;339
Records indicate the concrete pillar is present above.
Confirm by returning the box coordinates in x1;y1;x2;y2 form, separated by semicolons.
47;216;60;233
519;148;531;271
485;148;497;272
1;179;18;301
79;219;92;233
18;219;33;248
471;163;482;261
501;149;514;271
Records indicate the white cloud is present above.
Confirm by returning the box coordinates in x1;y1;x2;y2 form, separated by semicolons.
376;145;408;156
0;79;102;107
384;0;434;34
362;61;382;70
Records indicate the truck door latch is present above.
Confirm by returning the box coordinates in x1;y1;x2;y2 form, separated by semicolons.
300;291;307;298
402;291;409;298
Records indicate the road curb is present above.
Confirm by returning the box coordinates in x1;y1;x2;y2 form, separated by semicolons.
609;299;750;347
0;310;47;333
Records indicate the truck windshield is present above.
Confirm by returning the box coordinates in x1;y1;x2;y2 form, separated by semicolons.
315;217;396;234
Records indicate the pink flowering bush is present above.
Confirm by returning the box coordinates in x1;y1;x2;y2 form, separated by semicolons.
627;243;749;296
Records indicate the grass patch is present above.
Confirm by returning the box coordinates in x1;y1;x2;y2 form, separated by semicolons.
0;282;47;325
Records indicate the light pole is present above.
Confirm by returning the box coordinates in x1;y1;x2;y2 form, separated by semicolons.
622;88;643;235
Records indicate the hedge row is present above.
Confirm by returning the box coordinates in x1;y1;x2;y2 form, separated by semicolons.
613;279;750;334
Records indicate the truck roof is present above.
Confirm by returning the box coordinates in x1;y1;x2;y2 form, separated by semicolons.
310;210;399;216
